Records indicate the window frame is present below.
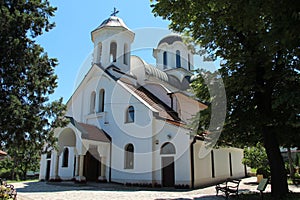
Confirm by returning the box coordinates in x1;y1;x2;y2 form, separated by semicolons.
126;106;135;123
124;143;134;169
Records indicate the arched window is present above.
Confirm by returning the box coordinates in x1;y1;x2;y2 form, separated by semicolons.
124;143;134;169
176;50;181;68
160;142;176;154
97;42;102;64
163;51;167;69
126;106;134;123
110;42;117;62
98;89;105;112
123;43;128;65
90;91;96;113
62;148;69;167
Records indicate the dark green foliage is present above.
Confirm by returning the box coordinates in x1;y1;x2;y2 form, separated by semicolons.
151;0;300;198
243;142;270;176
0;0;67;180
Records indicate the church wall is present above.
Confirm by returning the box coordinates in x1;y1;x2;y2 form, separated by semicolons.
103;81;154;183
152;120;191;186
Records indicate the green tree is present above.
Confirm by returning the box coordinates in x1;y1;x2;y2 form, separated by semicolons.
152;0;300;198
0;0;67;180
243;142;269;173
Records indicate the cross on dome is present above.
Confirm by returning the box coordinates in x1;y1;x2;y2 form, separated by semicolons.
111;7;119;16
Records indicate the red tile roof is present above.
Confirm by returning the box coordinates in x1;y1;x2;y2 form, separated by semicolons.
122;82;182;123
67;117;111;143
78;123;111;143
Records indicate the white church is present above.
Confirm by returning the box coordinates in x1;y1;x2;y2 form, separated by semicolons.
39;12;245;188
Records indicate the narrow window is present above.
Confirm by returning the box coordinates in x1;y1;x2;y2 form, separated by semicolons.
211;150;215;178
126;106;134;123
125;144;134;169
163;51;167;69
110;42;117;62
229;152;233;176
176;50;181;68
98;89;105;112
160;142;176;154
123;43;128;65
90;91;96;113
62;148;69;167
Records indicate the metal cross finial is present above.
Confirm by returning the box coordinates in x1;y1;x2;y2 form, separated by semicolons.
111;7;119;16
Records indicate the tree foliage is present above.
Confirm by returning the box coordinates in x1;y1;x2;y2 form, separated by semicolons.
151;0;300;198
242;142;269;172
0;0;67;179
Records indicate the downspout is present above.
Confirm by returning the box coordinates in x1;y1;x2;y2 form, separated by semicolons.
190;136;197;189
109;140;112;182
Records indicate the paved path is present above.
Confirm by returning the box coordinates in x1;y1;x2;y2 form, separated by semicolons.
12;177;299;200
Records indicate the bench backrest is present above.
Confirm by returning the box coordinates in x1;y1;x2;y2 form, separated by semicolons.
227;179;241;188
257;178;268;192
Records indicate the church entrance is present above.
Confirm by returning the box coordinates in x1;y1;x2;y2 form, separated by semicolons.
162;156;175;187
160;142;176;187
84;151;101;181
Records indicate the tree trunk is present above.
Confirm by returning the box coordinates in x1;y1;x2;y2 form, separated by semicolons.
287;147;295;179
263;127;288;199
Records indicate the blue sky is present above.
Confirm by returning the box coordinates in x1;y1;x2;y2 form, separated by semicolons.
37;1;217;103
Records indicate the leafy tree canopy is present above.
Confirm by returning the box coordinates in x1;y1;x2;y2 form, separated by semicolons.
0;0;67;179
151;0;300;198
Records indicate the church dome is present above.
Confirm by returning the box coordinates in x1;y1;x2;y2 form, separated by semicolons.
93;16;130;32
157;34;183;47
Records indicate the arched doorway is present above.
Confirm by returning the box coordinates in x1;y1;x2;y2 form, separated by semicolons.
57;128;77;179
161;142;176;187
45;152;51;180
84;147;101;181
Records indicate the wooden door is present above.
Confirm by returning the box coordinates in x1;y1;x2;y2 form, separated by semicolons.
162;157;175;187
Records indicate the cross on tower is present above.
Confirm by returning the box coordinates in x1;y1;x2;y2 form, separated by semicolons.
111;7;119;16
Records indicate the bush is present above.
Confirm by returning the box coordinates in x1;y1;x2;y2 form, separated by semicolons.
243;142;270;173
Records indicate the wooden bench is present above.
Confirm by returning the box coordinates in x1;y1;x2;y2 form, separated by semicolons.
215;178;241;199
257;178;268;200
292;177;300;186
0;179;17;200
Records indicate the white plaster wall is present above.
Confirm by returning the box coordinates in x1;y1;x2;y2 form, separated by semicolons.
92;28;134;72
39;154;47;180
230;148;245;177
193;141;215;187
98;79;154;183
152;120;191;185
58;147;75;180
193;141;245;187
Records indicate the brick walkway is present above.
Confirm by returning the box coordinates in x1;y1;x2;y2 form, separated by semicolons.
12;177;299;200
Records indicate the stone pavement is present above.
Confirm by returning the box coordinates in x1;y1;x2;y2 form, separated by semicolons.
12;177;299;200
